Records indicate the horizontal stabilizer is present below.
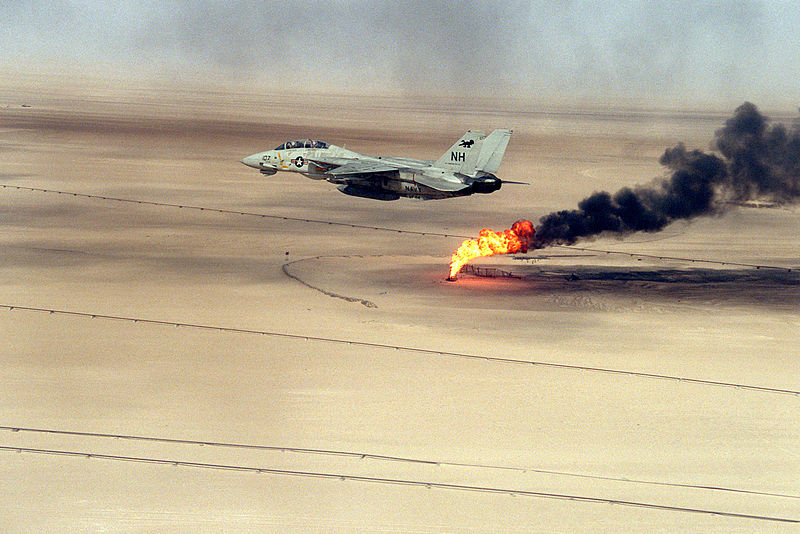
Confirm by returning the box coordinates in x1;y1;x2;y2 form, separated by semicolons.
476;129;512;174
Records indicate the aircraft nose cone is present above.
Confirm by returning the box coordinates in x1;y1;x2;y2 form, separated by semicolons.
240;154;260;168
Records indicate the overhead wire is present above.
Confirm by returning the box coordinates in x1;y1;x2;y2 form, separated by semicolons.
2;425;797;501
1;184;792;271
1;445;797;524
0;184;463;238
3;304;799;396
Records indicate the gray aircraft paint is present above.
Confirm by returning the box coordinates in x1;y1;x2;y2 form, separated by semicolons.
241;130;514;201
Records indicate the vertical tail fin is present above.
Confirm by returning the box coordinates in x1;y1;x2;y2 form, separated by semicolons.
433;130;486;174
475;129;512;174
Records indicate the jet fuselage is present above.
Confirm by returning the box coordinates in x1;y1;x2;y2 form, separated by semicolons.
241;130;511;200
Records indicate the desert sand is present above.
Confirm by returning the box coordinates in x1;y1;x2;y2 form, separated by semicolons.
1;82;798;532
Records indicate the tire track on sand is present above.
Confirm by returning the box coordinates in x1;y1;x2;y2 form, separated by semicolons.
282;256;377;308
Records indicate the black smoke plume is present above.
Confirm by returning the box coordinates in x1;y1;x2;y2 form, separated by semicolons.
533;102;800;248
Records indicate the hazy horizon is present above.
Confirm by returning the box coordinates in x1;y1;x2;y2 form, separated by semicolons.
2;1;800;110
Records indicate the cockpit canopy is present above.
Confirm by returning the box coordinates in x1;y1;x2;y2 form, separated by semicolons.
274;139;329;150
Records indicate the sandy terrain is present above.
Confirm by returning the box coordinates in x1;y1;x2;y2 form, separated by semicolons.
1;83;798;532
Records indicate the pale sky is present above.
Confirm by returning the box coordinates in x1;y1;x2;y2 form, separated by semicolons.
2;1;799;108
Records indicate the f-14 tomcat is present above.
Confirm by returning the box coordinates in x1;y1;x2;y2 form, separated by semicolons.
240;129;520;200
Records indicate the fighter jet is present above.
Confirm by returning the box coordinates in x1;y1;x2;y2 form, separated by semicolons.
240;129;520;200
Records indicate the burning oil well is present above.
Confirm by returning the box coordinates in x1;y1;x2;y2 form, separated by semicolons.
447;103;800;280
447;220;534;280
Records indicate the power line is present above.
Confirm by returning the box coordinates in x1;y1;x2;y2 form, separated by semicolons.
0;425;434;465
563;245;794;272
2;425;796;501
2;183;792;271
3;304;799;396
0;184;465;239
1;445;797;525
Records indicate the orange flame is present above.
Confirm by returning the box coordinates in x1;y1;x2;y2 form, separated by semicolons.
448;220;535;280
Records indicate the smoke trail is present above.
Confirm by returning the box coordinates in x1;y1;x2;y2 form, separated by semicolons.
716;102;800;201
533;102;800;248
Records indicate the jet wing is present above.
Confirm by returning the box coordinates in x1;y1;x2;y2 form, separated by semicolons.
306;154;468;192
326;160;399;176
414;174;469;192
303;154;399;176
